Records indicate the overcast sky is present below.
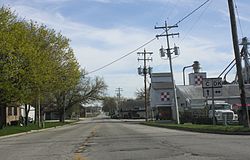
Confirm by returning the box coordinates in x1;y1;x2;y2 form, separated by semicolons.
1;0;250;98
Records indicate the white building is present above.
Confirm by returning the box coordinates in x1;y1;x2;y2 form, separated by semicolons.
20;105;35;122
149;73;176;120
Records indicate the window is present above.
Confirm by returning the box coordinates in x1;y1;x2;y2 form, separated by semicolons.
14;107;18;116
8;107;12;116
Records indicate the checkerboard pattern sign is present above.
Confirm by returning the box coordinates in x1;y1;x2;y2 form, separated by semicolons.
160;92;170;101
194;75;203;85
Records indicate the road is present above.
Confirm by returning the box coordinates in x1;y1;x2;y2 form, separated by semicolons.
0;114;250;160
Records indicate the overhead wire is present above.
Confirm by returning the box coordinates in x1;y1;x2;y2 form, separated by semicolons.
86;36;159;75
178;0;212;43
86;0;211;75
218;0;245;80
235;0;244;38
174;0;210;26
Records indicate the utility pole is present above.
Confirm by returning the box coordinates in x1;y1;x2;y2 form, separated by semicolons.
155;21;180;124
228;0;249;127
240;37;250;127
115;87;123;111
137;49;153;122
240;37;250;83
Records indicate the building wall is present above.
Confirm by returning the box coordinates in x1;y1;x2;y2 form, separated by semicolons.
150;89;173;107
6;106;20;125
20;105;35;121
150;72;176;120
189;72;206;85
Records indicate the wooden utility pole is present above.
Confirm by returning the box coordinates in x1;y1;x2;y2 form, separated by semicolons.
155;21;180;124
115;87;123;111
137;49;153;122
228;0;249;127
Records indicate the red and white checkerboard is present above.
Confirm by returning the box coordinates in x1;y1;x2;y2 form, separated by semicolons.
194;75;203;85
160;92;170;101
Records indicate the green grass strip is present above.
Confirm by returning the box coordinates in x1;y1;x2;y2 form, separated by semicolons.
0;121;74;137
142;122;250;135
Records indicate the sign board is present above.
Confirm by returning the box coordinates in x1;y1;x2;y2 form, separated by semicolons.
202;78;222;97
203;88;222;97
202;78;222;89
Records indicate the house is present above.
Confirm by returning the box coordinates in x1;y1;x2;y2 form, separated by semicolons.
6;106;21;125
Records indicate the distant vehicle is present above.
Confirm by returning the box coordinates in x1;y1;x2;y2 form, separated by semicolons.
180;101;238;124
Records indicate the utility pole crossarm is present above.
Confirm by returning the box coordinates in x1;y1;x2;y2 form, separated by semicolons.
156;33;179;38
154;24;178;29
138;58;153;61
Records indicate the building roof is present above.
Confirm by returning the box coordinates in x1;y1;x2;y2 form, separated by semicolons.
151;73;172;77
177;85;204;100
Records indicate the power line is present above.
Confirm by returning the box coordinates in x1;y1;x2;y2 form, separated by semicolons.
86;0;211;75
178;0;212;43
235;0;244;38
174;0;210;26
87;36;157;75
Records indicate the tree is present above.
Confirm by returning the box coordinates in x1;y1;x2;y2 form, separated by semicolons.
135;87;150;100
102;97;117;114
0;7;27;127
0;6;81;127
54;70;107;122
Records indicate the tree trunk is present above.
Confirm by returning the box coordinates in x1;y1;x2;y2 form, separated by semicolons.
59;109;64;123
0;105;7;129
24;104;29;126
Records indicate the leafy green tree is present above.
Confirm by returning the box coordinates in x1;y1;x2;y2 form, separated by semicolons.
0;7;27;127
0;6;81;127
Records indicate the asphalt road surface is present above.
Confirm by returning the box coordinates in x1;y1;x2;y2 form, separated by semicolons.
0;114;250;160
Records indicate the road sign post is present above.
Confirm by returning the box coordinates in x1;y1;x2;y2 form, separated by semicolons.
212;87;215;125
202;78;222;125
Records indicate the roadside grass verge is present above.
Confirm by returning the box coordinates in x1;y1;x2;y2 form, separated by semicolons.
0;121;74;137
142;121;250;135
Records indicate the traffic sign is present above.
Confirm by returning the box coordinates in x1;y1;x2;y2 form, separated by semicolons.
202;78;222;88
203;88;222;97
202;79;213;88
203;88;212;97
202;78;222;97
214;88;222;96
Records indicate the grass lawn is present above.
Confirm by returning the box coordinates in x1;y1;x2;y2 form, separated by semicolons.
0;121;74;137
142;121;250;135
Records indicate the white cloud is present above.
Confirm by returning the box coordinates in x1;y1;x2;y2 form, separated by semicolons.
31;0;71;3
0;0;244;97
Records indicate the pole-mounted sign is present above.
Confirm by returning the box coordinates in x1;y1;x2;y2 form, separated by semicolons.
202;78;222;97
202;77;222;125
